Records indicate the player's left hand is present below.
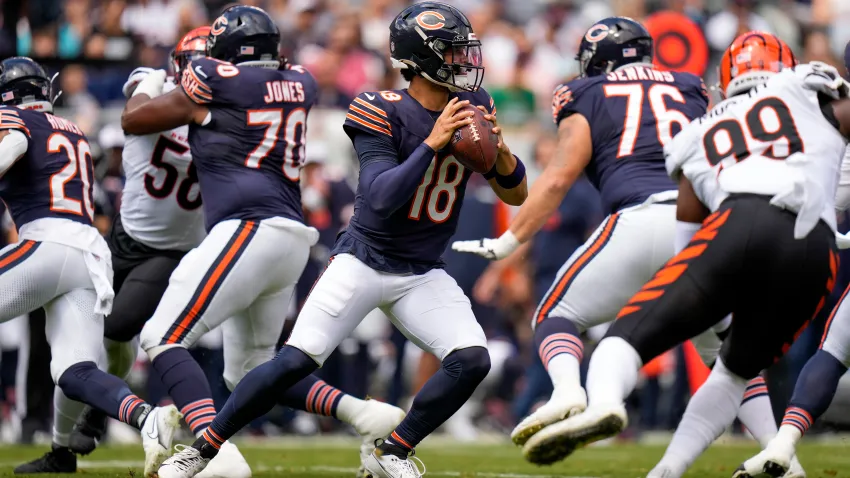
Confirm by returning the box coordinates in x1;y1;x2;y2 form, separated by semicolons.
452;231;520;261
476;105;509;155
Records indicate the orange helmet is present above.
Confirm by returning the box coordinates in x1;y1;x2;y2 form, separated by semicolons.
718;31;796;98
171;26;211;78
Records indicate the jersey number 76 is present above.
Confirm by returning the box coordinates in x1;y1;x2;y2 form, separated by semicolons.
604;83;692;157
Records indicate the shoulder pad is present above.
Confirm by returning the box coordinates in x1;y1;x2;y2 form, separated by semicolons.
180;58;220;104
0;107;30;137
794;62;849;100
344;92;394;138
551;76;601;125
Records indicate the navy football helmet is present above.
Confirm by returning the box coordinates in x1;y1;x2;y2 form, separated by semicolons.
390;2;484;92
0;57;53;112
208;5;282;69
576;17;653;78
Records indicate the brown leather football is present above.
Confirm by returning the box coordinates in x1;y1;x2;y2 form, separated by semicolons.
448;105;498;174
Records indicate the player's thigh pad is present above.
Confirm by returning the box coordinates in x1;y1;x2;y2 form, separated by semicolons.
821;286;850;366
104;255;182;342
44;289;106;381
384;268;487;361
286;254;383;365
222;284;299;390
0;241;90;322
533;205;676;331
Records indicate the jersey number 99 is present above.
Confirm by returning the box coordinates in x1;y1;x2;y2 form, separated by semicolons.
702;97;803;165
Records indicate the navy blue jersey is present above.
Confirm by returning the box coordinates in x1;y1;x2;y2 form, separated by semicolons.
181;57;317;229
552;65;709;213
335;88;496;274
0;107;94;228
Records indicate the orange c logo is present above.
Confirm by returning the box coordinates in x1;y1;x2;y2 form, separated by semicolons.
211;16;228;36
584;24;610;43
416;11;446;31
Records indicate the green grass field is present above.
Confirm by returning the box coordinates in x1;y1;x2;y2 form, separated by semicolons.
3;437;850;478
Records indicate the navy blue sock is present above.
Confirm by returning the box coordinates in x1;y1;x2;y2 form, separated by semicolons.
151;347;213;435
781;350;847;435
383;347;490;455
57;362;151;429
278;374;345;418
533;317;584;371
200;346;318;453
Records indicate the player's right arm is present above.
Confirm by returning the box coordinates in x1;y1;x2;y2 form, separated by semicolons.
347;96;473;218
121;65;209;135
0;108;31;177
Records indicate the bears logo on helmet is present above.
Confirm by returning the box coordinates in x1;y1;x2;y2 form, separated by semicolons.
416;11;446;30
211;16;228;36
718;31;795;98
206;5;282;69
584;24;610;43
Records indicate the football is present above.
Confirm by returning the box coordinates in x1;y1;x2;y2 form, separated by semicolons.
448;105;499;174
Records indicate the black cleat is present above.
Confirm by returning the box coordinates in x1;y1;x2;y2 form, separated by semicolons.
14;444;77;474
68;406;107;456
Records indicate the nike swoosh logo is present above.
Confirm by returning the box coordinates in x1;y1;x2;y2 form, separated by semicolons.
147;416;159;441
364;93;376;100
194;65;208;78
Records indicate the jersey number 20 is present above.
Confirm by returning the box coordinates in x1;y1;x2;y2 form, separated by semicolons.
603;83;692;157
48;133;94;220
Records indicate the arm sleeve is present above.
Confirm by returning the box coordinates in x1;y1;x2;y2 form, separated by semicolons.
0;130;29;177
354;133;435;218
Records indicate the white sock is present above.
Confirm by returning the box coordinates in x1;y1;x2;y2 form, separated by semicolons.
547;354;581;390
654;358;747;476
53;388;86;448
336;394;363;425
737;378;776;448
585;337;643;408
775;423;803;448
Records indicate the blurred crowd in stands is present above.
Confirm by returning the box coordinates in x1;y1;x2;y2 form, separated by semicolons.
1;0;850;445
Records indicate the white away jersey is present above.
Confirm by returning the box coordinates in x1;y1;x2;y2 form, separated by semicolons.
666;63;849;237
119;80;205;251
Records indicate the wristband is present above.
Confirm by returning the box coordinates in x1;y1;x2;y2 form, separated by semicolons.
495;156;526;189
483;163;498;179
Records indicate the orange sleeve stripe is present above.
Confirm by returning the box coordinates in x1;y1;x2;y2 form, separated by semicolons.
0;123;30;136
345;114;392;137
353;97;388;117
349;105;392;129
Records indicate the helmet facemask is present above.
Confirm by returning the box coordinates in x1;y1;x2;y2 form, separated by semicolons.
396;29;484;92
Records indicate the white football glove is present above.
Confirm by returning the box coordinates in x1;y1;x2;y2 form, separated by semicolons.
451;231;520;260
131;69;167;99
122;67;156;98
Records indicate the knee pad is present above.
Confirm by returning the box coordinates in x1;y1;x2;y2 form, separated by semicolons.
444;346;491;384
286;328;331;366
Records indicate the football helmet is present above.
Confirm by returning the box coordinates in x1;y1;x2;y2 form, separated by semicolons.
172;26;210;78
389;2;484;92
718;31;796;98
207;5;281;69
576;17;653;78
844;40;849;77
0;57;53;112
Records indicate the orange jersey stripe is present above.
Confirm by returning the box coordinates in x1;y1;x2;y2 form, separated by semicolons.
536;214;619;323
354;97;388;117
165;222;254;343
345;114;391;137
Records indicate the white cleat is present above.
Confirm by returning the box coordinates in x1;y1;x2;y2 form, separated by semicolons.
158;444;211;478
350;399;407;478
195;441;251;478
733;438;795;478
522;403;627;466
511;386;587;446
784;455;806;478
646;465;679;478
363;449;425;478
141;405;183;478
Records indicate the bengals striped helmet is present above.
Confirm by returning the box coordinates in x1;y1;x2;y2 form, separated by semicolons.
171;27;210;79
719;31;796;98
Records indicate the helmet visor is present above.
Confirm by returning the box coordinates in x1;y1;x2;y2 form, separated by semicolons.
444;42;484;91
